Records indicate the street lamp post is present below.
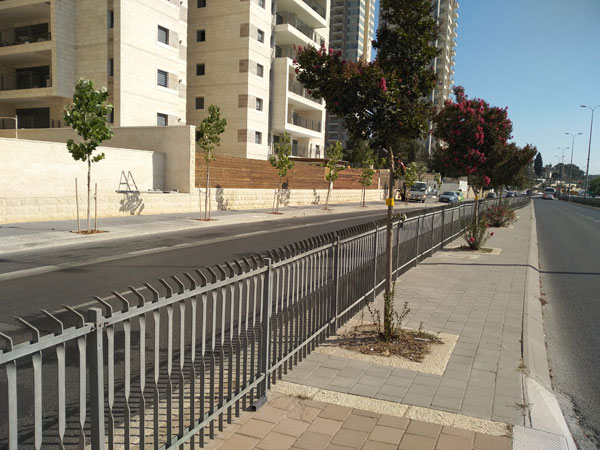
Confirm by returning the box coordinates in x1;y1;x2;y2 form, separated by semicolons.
581;104;600;199
565;132;582;200
555;147;567;194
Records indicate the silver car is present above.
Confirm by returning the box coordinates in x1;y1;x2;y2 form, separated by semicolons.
439;191;458;204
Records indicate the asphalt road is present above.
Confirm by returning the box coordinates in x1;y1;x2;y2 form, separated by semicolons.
0;208;402;326
534;198;600;448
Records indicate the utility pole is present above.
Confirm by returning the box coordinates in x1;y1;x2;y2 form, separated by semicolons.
565;132;582;200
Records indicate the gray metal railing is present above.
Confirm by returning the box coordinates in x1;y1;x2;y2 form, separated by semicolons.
288;111;322;132
0;197;530;449
288;80;323;104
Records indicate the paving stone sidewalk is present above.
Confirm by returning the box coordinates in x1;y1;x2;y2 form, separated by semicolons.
282;204;532;426
204;393;511;450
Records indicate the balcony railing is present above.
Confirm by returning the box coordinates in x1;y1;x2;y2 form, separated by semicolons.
0;28;51;47
0;72;51;91
276;12;317;42
288;80;322;104
301;0;326;19
288;111;321;132
275;45;297;59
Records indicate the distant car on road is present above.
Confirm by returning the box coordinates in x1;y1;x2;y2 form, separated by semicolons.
506;191;516;197
542;187;556;200
439;191;459;204
409;181;428;203
486;192;497;199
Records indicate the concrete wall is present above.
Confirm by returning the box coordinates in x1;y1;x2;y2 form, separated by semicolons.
0;125;196;192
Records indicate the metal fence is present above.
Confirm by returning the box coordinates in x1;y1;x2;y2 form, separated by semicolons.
0;197;530;449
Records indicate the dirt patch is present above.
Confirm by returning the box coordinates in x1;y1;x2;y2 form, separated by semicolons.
335;323;442;363
71;229;106;235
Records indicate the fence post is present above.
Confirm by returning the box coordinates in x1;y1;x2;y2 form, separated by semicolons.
394;220;401;280
441;208;445;249
415;215;421;267
254;258;272;410
372;225;379;302
88;308;106;450
430;212;435;256
331;235;340;334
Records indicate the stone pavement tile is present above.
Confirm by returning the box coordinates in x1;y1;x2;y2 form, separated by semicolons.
361;440;396;450
288;404;322;423
330;428;369;448
365;366;392;378
256;431;298;450
377;384;408;398
384;375;414;388
325;445;355;450
270;395;297;411
348;383;380;397
307;417;343;436
377;415;410;429
313;367;341;379
441;426;475;439
369;425;405;445
358;374;387;387
435;386;466;399
352;408;380;418
218;433;260;450
412;374;442;387
273;418;310;437
339;367;368;379
398;433;436;450
391;367;418;378
319;404;353;421
341;413;378;432
435;432;473;450
306;376;334;388
473;433;511;450
405;383;438;396
321;357;350;370
459;403;492;419
405;420;442;439
401;393;433;408
237;418;274;439
430;395;462;412
293;431;331;450
325;375;356;388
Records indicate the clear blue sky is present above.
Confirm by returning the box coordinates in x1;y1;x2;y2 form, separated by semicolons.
373;0;600;175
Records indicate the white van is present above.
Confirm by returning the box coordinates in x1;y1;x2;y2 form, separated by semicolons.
542;187;556;200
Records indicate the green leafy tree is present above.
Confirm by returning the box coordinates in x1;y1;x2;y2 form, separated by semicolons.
403;162;418;204
324;141;345;209
269;132;295;214
589;177;600;196
63;79;114;233
197;104;227;220
358;148;375;207
489;143;537;195
295;0;439;338
534;153;543;177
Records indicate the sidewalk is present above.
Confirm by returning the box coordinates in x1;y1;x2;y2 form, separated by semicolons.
194;203;574;450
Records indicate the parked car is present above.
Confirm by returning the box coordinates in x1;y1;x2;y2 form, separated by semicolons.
409;181;428;203
439;191;459;204
454;191;465;202
486;192;497;199
506;191;516;197
542;187;556;200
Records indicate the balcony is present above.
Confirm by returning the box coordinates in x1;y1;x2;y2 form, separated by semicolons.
288;79;322;105
0;67;51;91
288;111;321;132
0;24;50;47
276;0;327;29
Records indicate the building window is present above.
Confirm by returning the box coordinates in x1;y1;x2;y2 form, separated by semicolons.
256;97;263;111
196;97;205;109
157;69;168;87
258;0;265;7
157;113;168;126
107;58;114;76
255;131;262;144
107;10;114;29
196;64;205;76
197;29;206;42
107;110;114;124
257;29;264;43
197;0;206;7
256;63;264;77
196;130;202;141
158;25;169;45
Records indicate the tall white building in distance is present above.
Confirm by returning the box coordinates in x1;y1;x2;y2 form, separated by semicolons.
326;0;376;151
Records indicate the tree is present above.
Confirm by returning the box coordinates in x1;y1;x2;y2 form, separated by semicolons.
63;79;114;233
534;153;543;177
402;162;418;204
295;0;439;338
197;104;227;220
358;148;375;207
324;141;345;209
589;177;600;196
433;86;512;220
269;132;295;214
489;143;537;195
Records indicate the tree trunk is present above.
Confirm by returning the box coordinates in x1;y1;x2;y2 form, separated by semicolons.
87;156;91;233
324;180;332;210
205;163;210;220
275;179;282;213
384;150;395;338
361;186;366;207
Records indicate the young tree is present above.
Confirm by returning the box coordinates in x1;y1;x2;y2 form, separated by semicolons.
534;153;543;177
358;148;375;207
295;0;439;338
269;132;295;214
197;104;227;220
402;162;419;204
324;141;345;210
63;79;114;233
489;143;537;197
589;177;600;197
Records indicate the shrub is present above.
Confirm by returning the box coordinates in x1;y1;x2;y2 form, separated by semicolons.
463;218;492;250
484;204;516;227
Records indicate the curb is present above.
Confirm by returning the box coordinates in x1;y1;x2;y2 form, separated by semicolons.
519;202;577;449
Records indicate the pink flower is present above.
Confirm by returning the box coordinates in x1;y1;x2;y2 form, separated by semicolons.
379;78;388;92
468;237;475;243
483;176;491;186
490;232;494;236
297;45;303;54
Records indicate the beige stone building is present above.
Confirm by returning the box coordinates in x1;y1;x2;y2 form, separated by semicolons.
187;0;329;160
0;0;187;130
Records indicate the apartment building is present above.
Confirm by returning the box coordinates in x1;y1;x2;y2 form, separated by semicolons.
326;0;376;150
0;0;187;130
187;0;329;160
427;0;459;153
